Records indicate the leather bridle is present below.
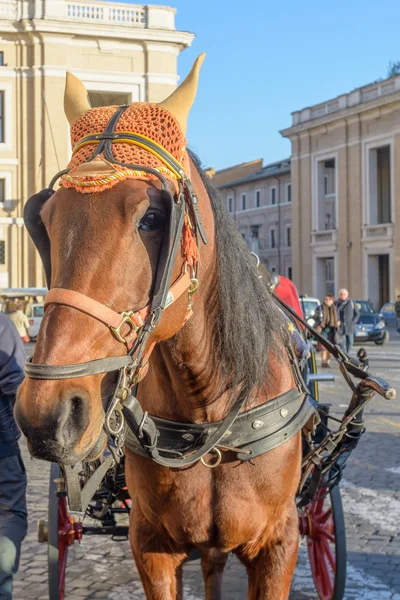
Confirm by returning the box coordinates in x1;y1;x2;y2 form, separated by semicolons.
25;105;209;458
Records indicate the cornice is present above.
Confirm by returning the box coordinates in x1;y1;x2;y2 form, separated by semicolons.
1;19;194;48
280;90;400;138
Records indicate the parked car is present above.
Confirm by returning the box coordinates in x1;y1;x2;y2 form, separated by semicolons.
27;303;44;341
354;300;389;345
379;302;396;325
299;296;321;327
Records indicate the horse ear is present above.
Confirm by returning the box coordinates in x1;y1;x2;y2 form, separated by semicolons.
158;53;205;135
64;72;92;126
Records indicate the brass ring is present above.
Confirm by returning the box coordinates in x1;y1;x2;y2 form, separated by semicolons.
200;448;222;469
188;278;199;294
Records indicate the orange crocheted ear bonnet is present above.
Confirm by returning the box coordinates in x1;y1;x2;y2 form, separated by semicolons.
61;103;189;194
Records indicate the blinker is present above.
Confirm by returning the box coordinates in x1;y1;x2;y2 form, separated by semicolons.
24;188;55;289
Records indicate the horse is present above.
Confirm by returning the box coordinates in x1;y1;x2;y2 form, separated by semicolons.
15;55;311;599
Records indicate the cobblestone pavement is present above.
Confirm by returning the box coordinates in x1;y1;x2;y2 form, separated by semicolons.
13;333;400;599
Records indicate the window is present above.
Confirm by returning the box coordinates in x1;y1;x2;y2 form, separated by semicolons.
250;224;261;238
271;187;276;205
324;213;336;230
271;266;276;273
270;228;276;248
316;157;336;231
287;184;292;203
256;190;261;207
368;144;391;225
0;53;4;67
0;179;4;203
0;92;4;144
32;306;44;317
0;241;5;265
377;146;391;224
241;193;246;210
286;227;291;247
228;197;233;213
287;266;292;280
88;91;131;107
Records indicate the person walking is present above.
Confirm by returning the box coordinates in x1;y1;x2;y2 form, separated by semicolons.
7;303;30;344
316;294;340;367
0;314;28;600
394;295;400;334
336;288;360;355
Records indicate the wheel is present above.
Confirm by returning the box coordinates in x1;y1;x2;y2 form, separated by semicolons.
375;330;389;345
41;464;82;600
300;484;346;600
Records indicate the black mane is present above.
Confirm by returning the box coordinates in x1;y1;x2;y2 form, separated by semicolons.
188;150;289;398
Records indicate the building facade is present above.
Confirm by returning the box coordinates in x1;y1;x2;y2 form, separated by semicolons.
215;159;293;278
0;0;193;287
281;76;400;308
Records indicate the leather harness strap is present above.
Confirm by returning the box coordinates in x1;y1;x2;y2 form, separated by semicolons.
44;271;192;350
124;388;316;465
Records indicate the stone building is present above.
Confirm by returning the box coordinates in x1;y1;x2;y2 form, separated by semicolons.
0;0;193;287
216;159;293;278
281;75;400;307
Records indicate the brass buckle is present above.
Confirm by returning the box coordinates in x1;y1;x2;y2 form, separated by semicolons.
110;311;140;346
187;278;199;311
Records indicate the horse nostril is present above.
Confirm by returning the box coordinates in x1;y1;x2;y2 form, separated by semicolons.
56;391;91;448
70;396;86;422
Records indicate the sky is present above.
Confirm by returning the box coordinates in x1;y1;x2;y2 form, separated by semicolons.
116;0;400;170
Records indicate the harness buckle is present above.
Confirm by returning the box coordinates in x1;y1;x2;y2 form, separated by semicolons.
187;278;199;311
111;311;141;346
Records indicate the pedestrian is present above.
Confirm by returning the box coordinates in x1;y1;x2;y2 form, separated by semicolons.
335;288;360;355
0;314;28;600
316;294;340;367
7;303;30;344
394;295;400;334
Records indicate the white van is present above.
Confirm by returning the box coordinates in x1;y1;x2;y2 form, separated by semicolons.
27;303;44;341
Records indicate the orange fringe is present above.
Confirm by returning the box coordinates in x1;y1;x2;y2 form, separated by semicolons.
182;213;199;268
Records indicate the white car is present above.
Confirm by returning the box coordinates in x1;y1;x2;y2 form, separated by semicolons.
27;303;44;341
299;296;321;327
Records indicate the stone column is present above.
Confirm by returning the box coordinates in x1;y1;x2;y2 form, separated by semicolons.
337;146;349;292
298;133;312;294
290;137;301;290
393;133;400;299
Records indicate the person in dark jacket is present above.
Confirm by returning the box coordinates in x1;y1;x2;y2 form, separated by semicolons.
335;289;360;355
0;315;27;600
395;295;400;334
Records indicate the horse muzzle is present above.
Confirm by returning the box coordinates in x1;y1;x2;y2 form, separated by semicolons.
15;385;93;464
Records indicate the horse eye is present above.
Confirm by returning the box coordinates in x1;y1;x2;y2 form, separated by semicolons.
139;211;165;232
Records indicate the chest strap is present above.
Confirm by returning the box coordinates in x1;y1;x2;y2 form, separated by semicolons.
123;389;316;465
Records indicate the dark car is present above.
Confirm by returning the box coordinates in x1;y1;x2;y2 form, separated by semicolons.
354;300;389;345
379;302;396;325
